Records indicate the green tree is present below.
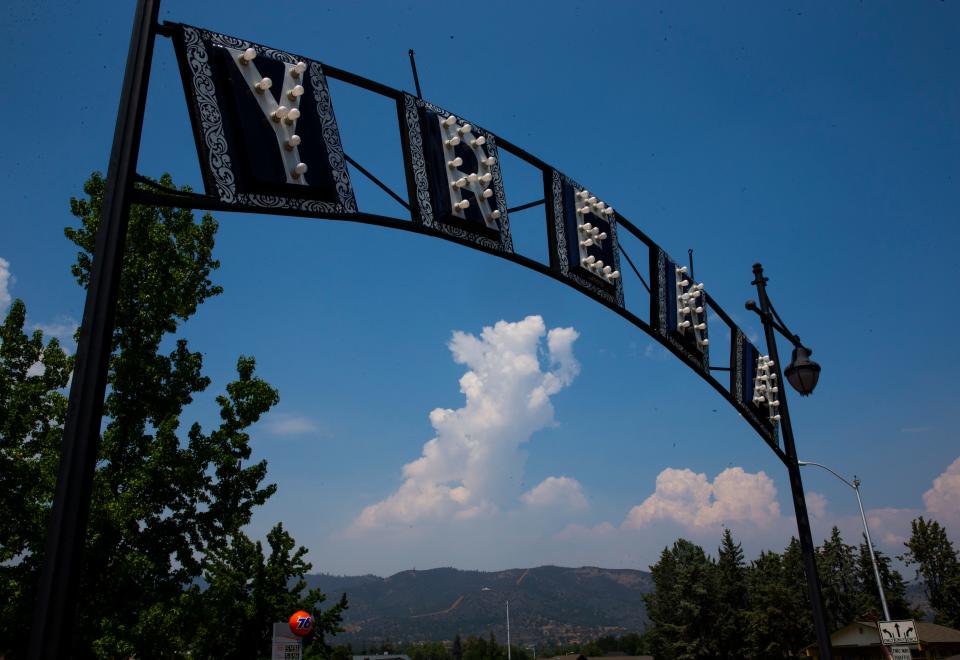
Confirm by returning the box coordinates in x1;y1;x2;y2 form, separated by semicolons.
0;300;71;653
901;517;960;627
191;522;347;659
817;527;859;631
0;173;345;658
643;539;717;660
744;538;812;658
854;542;913;621
714;529;749;659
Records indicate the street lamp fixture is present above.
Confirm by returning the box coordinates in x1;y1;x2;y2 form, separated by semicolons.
797;460;891;621
785;345;821;396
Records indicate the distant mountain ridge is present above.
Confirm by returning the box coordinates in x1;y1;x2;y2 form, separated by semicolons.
306;566;653;646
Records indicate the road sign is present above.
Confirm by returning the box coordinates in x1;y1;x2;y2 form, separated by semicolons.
889;646;912;660
877;620;918;645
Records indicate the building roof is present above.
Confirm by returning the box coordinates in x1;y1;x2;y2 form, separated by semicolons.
805;620;960;651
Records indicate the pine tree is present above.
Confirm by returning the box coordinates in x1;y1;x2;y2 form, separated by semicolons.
714;529;749;658
644;539;718;659
817;527;859;630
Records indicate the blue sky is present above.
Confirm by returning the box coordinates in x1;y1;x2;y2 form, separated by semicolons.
2;1;958;576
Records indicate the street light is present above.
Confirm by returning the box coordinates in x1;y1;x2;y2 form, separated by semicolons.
746;263;833;660
798;461;891;621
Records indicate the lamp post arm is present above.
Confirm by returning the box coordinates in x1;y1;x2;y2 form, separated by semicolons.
797;461;856;490
745;300;804;349
854;482;892;621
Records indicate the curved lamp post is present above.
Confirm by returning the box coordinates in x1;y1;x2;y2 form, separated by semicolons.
746;263;832;659
798;461;891;621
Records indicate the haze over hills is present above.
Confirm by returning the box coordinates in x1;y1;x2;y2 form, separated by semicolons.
307;566;653;646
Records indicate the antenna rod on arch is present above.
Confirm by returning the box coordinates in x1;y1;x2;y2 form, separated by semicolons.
688;248;695;280
408;49;423;99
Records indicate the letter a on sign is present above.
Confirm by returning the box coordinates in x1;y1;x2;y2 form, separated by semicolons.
171;24;356;215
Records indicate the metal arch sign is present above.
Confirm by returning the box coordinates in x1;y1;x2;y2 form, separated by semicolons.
34;6;836;657
157;21;784;458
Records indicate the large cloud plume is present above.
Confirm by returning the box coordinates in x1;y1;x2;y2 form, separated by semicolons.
350;316;582;533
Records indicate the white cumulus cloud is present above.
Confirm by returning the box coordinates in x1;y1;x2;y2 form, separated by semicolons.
522;476;588;512
0;257;12;315
924;456;960;528
349;316;580;534
622;466;781;532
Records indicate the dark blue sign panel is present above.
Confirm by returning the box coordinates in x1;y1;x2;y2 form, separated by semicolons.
731;329;779;444
400;94;512;253
545;170;624;307
651;248;710;372
171;24;356;214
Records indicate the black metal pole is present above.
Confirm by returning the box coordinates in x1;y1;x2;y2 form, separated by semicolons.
29;1;159;657
408;48;423;98
751;262;833;660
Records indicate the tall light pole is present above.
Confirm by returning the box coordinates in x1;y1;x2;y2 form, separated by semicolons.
506;600;511;660
798;461;891;621
746;263;832;659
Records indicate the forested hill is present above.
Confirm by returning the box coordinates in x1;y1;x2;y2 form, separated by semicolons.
306;566;653;646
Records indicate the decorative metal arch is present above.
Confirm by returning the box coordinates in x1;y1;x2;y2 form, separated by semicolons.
132;21;784;460
31;5;833;658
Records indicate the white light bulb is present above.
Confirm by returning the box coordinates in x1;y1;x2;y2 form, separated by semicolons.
699;338;709;346
292;162;308;178
240;47;257;64
479;173;492;184
695;323;706;330
443;115;457;127
610;271;620;279
483;157;496;167
482;188;493;199
445;136;461;147
285;134;301;149
448;157;463;168
595;260;604;269
598;232;607;240
271;106;290;121
457;124;472;135
490;209;501;220
287;85;305;100
676;266;688;274
679;279;689;287
587;196;597;204
695;306;704;314
581;239;594;247
582;223;593;231
680;320;691;328
470;136;486;147
467;173;479;184
284;108;301;124
455;199;470;210
603;265;612;274
291;61;307;77
453;177;467;188
255;77;272;92
604;207;614;215
585;255;596;264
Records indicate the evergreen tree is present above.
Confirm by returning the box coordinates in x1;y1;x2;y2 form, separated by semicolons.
714;529;749;659
817;527;859;630
901;517;960;627
643;539;718;659
744;538;813;657
854;542;913;621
